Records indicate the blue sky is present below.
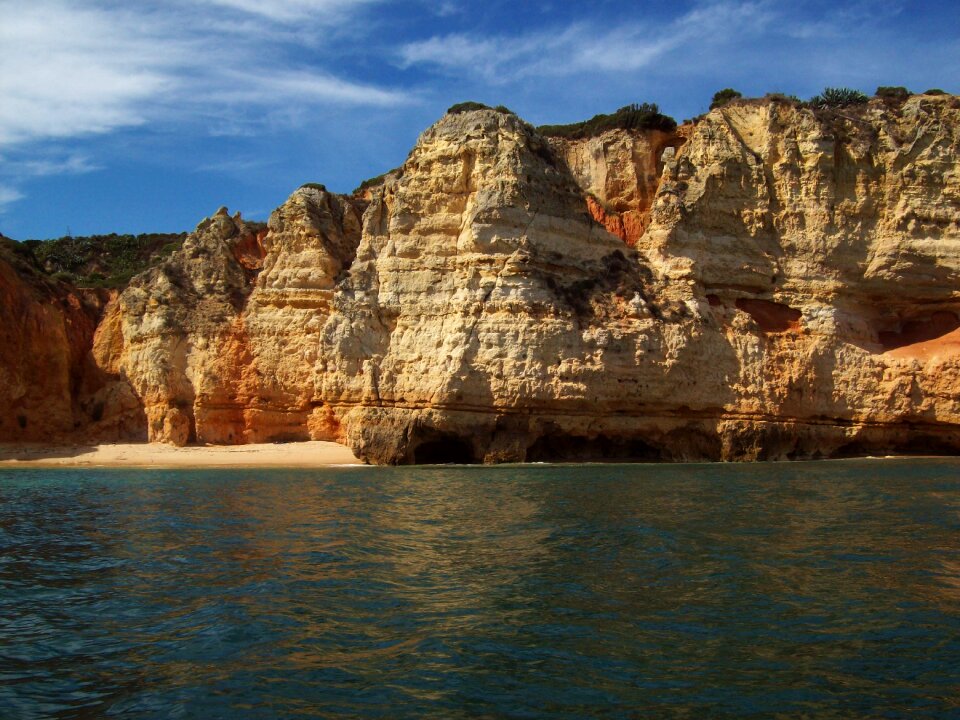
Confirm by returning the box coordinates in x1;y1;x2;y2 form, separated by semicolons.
1;0;957;239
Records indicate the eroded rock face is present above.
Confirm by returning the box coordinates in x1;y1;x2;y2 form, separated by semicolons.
322;99;960;462
323;110;682;462
548;127;684;246
635;96;960;459
0;239;144;442
108;208;264;444
3;96;960;462
110;194;363;445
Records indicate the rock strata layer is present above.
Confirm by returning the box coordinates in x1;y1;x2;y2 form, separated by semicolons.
3;95;960;462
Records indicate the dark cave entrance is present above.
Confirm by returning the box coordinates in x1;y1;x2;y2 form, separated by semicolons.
526;434;661;463
893;434;960;457
836;434;960;458
411;435;476;464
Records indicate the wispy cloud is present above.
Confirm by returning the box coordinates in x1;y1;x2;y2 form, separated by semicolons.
208;69;413;107
0;0;413;214
15;154;102;178
0;2;176;145
398;1;774;82
0;149;101;214
192;0;378;23
0;0;411;148
0;185;25;214
395;0;946;92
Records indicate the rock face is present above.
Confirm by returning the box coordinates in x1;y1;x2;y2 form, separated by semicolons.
105;196;362;445
548;127;684;246
3;94;960;462
636;96;960;460
0;238;144;442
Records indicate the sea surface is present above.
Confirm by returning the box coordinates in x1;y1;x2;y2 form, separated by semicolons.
1;459;959;719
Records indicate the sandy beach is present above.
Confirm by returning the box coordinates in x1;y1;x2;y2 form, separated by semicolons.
0;441;361;468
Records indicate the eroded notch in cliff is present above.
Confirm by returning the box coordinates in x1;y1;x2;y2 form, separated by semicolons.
735;298;802;333
878;310;960;355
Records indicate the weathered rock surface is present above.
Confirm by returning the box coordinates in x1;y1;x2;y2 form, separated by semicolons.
548;127;684;246
3;94;960;462
104;195;362;445
0;237;143;442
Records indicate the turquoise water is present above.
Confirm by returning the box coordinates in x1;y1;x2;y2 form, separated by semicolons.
1;460;959;719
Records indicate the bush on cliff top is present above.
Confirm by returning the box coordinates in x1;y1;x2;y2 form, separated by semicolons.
353;166;405;195
354;173;387;194
537;103;677;139
447;101;490;114
446;102;515;115
876;86;911;103
710;88;742;110
765;92;803;105
808;87;869;108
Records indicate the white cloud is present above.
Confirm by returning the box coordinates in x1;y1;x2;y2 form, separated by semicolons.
0;150;100;215
0;0;409;148
193;0;377;22
0;185;25;214
209;69;413;107
16;154;102;178
0;2;178;145
396;0;942;95
0;0;413;211
397;1;776;81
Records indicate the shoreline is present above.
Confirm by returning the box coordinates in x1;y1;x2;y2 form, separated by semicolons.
0;441;362;469
0;442;956;470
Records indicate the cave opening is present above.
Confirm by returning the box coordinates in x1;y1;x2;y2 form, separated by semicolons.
412;436;476;464
834;441;872;458
527;433;660;463
837;434;960;458
894;434;960;457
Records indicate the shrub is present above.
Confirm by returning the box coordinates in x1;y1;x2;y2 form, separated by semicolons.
924;88;947;95
876;86;910;103
808;87;869;108
354;172;387;194
765;92;802;105
25;231;186;288
710;88;742;110
492;105;514;115
447;101;490;114
537;103;677;139
300;182;326;191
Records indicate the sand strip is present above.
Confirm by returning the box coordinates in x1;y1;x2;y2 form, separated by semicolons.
0;441;362;468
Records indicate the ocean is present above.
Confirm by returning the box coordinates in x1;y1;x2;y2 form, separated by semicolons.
1;460;959;718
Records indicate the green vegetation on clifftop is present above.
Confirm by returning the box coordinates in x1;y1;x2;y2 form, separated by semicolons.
20;232;188;288
537;104;677;139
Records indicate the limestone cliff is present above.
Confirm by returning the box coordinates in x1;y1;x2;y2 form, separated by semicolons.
105;193;362;445
328;95;960;462
0;237;143;442
3;94;960;463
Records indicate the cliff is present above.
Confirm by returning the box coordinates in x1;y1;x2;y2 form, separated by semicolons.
3;93;960;463
0;236;143;442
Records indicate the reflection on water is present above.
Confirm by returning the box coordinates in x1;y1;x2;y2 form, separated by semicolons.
1;460;959;718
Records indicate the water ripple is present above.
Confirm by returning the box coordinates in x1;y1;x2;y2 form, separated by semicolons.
1;460;959;718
